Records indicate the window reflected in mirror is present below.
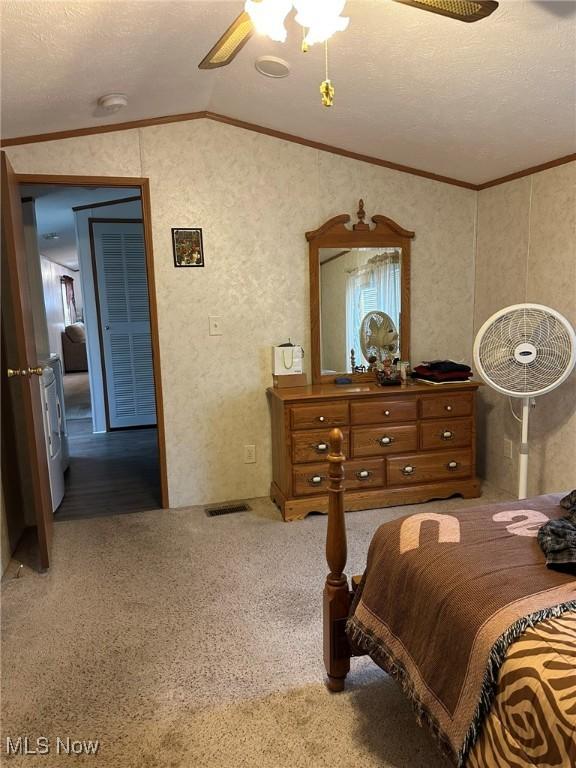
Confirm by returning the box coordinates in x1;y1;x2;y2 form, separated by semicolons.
320;247;402;374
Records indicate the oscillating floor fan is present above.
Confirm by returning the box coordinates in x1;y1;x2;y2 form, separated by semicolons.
473;304;576;499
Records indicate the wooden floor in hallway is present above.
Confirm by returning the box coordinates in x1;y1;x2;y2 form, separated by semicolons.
55;419;161;521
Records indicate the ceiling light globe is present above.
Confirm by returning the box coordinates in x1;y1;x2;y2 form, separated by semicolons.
245;0;292;43
294;0;349;45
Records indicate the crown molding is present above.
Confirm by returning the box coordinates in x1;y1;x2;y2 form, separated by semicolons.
475;153;576;190
0;111;208;148
2;110;574;191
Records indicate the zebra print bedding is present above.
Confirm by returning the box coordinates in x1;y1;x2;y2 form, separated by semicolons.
468;611;576;768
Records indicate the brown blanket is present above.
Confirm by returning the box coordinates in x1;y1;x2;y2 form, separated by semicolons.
347;494;576;766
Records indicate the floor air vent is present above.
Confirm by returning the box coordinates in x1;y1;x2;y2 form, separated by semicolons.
205;503;251;518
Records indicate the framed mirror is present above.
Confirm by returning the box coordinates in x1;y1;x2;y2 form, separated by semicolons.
307;200;414;384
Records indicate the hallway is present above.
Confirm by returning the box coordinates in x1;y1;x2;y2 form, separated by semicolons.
63;372;91;420
55;420;161;520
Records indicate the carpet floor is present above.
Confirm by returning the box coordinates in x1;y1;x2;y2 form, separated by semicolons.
1;486;511;767
63;372;92;420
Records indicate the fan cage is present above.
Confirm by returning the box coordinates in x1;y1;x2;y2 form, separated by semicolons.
473;304;576;397
360;311;398;363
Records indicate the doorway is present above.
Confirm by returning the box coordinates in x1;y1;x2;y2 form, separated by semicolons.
2;167;168;568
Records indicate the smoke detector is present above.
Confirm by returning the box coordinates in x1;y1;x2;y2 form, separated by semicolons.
255;56;290;78
97;93;128;113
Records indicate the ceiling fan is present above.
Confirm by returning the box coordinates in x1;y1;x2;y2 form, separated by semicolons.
199;1;499;71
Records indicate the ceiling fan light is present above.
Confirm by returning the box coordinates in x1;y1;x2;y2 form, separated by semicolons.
304;15;349;46
244;0;291;42
294;0;349;45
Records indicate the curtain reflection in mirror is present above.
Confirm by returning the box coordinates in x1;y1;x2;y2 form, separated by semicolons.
320;247;401;374
346;250;400;367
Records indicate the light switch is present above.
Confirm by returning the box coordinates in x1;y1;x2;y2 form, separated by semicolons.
209;316;223;336
244;445;256;464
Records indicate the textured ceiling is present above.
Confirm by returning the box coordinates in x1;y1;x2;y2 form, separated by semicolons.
2;0;575;184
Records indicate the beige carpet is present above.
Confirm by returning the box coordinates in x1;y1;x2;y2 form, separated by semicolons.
1;487;511;767
63;372;91;420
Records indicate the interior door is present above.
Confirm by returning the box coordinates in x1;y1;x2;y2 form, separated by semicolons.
1;152;53;570
91;220;157;429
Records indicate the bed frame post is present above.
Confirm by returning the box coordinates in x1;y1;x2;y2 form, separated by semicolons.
323;428;351;691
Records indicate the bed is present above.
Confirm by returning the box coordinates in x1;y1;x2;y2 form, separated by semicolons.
323;429;576;768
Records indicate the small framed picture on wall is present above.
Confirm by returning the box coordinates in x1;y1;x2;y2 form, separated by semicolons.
172;228;204;267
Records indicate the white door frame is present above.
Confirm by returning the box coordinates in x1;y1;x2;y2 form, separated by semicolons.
90;217;157;430
75;199;143;432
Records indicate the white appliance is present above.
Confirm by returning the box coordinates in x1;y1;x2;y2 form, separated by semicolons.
48;354;69;470
40;359;66;511
473;303;576;499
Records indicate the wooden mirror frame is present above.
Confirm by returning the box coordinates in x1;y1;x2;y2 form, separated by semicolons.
306;200;414;385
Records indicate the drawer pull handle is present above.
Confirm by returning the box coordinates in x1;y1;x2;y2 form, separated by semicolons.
308;475;324;485
318;416;325;422
378;435;394;446
401;465;415;476
313;442;328;452
356;470;371;480
384;409;391;416
445;405;453;412
441;430;454;441
447;461;459;471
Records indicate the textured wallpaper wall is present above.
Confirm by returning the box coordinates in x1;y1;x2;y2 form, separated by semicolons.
475;161;576;496
7;120;477;507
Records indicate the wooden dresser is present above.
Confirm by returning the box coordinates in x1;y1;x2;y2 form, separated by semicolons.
267;381;481;521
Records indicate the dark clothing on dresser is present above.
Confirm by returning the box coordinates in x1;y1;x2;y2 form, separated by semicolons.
425;360;472;373
412;360;473;383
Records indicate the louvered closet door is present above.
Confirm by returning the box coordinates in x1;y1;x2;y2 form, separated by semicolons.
92;221;157;428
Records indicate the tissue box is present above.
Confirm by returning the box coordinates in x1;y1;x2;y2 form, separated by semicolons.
273;373;307;389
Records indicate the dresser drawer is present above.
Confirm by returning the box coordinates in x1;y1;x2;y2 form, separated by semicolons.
290;401;348;430
345;459;385;490
293;463;331;496
420;418;473;450
387;449;472;486
292;428;350;464
420;392;473;419
352;425;418;457
292;458;385;496
351;398;417;425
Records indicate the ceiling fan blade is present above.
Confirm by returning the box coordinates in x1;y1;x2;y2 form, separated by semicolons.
392;0;498;22
198;11;254;70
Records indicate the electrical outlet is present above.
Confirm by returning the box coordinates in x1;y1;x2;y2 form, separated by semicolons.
503;438;513;459
209;316;223;336
244;444;256;464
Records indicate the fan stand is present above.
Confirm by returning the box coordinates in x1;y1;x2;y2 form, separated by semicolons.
518;397;530;500
474;304;576;501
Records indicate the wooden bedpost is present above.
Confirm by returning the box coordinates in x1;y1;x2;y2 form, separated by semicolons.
323;428;351;691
